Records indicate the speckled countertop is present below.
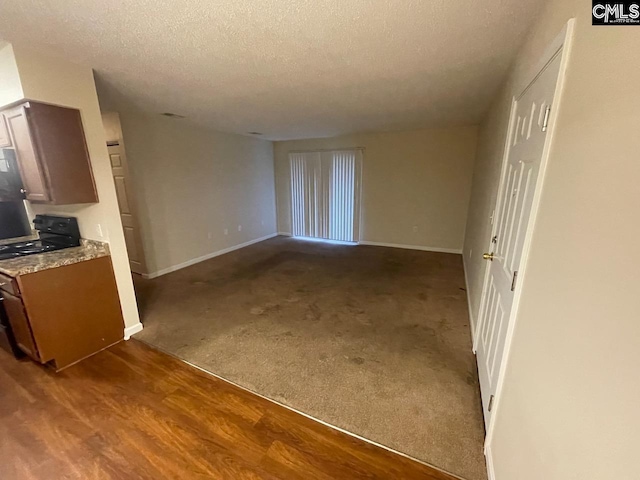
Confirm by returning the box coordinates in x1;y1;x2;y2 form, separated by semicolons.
0;235;110;277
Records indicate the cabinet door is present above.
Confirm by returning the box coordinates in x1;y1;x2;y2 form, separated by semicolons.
0;149;26;202
27;102;97;204
4;106;50;202
0;114;11;148
2;292;39;361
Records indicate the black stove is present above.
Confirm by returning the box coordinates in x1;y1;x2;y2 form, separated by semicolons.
0;215;81;260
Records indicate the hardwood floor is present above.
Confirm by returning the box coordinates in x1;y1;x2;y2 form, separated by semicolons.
0;339;459;480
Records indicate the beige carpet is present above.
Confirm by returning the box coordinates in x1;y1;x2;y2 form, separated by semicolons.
134;236;487;480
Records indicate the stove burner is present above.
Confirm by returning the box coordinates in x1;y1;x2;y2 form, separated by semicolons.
0;215;81;261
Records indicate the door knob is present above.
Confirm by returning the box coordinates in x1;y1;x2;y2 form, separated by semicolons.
483;252;495;261
20;188;27;194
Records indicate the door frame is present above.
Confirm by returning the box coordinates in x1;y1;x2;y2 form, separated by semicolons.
472;19;576;450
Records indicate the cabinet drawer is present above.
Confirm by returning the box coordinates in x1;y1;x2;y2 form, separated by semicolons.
0;273;19;296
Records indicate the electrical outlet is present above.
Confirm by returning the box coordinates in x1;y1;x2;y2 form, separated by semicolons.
207;232;213;240
469;249;473;258
412;225;418;233
224;228;228;235
96;224;104;238
237;225;242;232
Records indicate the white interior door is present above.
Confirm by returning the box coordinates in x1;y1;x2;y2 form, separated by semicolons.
108;143;146;274
475;52;562;426
290;150;361;242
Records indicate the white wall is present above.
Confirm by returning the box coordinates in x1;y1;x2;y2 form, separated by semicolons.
463;0;640;478
274;127;478;252
96;102;277;276
0;43;23;106
0;44;141;332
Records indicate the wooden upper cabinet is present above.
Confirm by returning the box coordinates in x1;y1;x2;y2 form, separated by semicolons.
3;102;98;205
0;114;11;148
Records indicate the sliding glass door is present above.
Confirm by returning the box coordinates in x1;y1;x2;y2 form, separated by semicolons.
289;150;362;243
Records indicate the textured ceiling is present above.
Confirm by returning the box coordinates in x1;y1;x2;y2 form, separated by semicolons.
0;1;541;140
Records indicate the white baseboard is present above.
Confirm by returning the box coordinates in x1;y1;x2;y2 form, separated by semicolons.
358;240;462;255
277;231;292;236
142;233;278;279
462;254;476;341
124;322;144;340
485;443;496;480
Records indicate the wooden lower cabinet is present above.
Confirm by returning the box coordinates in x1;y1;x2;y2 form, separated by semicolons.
0;256;124;371
2;291;38;360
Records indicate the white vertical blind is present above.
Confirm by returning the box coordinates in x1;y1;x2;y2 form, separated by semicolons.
329;151;357;242
290;152;322;238
289;150;361;242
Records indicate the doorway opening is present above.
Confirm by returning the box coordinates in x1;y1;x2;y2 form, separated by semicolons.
289;149;362;244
